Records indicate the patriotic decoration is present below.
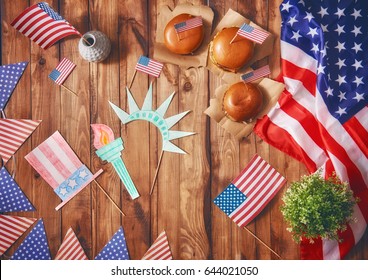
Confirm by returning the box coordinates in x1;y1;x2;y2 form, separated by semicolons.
214;154;286;227
0;214;36;256
10;2;81;50
0;119;42;165
135;55;164;78
0;62;28;112
254;0;368;259
174;16;203;33
11;219;51;260
0;167;34;212
54;227;88;260
49;58;76;86
236;23;269;44
25;131;103;211
95;227;130;260
142;231;172;260
241;65;271;83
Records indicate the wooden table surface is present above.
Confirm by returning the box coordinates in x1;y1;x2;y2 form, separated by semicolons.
1;0;367;260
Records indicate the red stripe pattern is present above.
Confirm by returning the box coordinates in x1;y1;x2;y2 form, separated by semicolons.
141;231;173;260
10;2;80;50
135;55;163;78
48;58;76;85
241;65;271;83
237;23;269;44
0;214;36;256
55;227;88;260
174;16;203;33
214;154;286;227
0;119;41;165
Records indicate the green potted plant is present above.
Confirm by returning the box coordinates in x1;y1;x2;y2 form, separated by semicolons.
281;171;356;243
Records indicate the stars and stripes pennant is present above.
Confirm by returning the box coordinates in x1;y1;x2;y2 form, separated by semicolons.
0;167;35;212
135;55;163;78
214;154;286;227
0;119;42;165
95;227;130;260
49;58;76;86
236;23;269;44
0;214;37;256
25;131;103;211
141;231;173;260
174;16;203;33
241;65;271;83
0;62;28;112
10;2;81;50
54;227;88;260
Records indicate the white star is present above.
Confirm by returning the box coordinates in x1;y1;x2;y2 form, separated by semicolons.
335;58;346;69
335;24;345;35
281;1;292;12
291;30;302;41
335;75;346;85
307;27;318;38
353;92;365;102
351;26;362;37
335;41;346;52
335;107;347;116
320;46;327;57
352;42;362;53
59;187;68;196
321;24;329;33
325;87;333;97
79;170;88;179
334;7;345;18
318;7;329;18
304;12;314;22
298;0;305;6
288;15;298;27
352;59;363;71
353;76;364;87
338;91;346;102
68;179;78;188
351;8;362;20
317;64;325;74
311;43;319;53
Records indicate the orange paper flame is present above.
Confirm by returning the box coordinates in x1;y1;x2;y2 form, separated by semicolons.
91;124;115;149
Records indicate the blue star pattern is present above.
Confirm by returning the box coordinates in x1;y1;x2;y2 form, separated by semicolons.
38;2;64;21
213;184;247;216
95;227;130;260
0;167;35;213
280;0;368;124
0;62;28;111
11;219;51;260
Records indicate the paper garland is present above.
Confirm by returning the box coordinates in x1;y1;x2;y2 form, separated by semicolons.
141;230;172;260
54;227;88;260
95;227;130;260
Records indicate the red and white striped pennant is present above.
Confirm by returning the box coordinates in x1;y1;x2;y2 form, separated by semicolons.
55;227;88;260
141;231;172;260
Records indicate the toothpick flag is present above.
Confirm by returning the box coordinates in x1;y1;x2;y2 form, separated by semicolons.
135;55;164;78
0;62;28;112
49;58;76;86
233;23;269;44
241;65;271;83
95;227;130;260
0;214;37;256
11;219;51;260
11;2;81;50
174;16;203;33
0;167;35;212
141;231;172;260
214;154;286;227
0;119;42;165
25;131;103;211
54;227;88;260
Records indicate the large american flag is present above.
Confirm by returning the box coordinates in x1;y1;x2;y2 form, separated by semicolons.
49;58;76;86
174;16;203;33
141;231;173;260
236;23;269;44
214;154;286;227
255;0;368;259
11;2;80;50
135;55;163;78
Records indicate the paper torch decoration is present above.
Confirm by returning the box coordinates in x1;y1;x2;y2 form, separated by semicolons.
25;131;103;210
91;124;139;200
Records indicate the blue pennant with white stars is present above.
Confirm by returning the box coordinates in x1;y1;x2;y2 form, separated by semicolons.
95;227;130;260
280;0;367;124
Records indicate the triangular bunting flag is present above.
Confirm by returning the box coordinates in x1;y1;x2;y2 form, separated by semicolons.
0;167;35;212
0;62;28;112
0;119;41;165
0;214;36;256
95;227;129;260
11;219;51;260
141;231;173;260
55;227;88;260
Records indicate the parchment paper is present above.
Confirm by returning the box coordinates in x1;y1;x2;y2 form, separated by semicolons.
153;4;214;68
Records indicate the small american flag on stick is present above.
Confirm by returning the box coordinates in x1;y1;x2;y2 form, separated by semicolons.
174;16;203;33
231;23;269;45
135;55;163;78
241;65;271;83
49;58;76;86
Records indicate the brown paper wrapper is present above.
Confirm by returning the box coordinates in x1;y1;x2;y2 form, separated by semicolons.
204;78;284;140
206;9;275;84
153;4;214;68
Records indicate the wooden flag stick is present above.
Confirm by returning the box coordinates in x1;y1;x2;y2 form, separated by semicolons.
229;33;238;44
244;227;282;259
128;69;137;89
149;150;164;195
61;84;78;97
80;34;92;46
93;180;126;216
